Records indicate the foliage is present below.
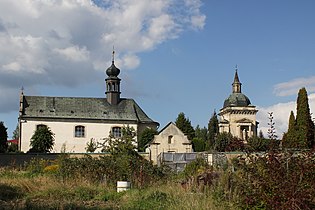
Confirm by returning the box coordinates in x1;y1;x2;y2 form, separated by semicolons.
191;137;205;152
282;111;296;148
295;87;314;148
267;112;278;140
85;138;98;153
225;136;244;152
247;136;268;151
214;152;315;209
214;132;231;152
100;125;137;156
283;88;314;149
138;127;158;152
29;126;55;153
195;125;208;142
12;124;19;140
207;110;219;150
175;112;195;140
0;121;8;153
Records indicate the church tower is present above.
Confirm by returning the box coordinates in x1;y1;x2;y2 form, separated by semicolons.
219;67;258;141
105;50;121;105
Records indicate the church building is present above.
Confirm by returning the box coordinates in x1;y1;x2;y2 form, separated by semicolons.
219;68;258;141
19;52;159;153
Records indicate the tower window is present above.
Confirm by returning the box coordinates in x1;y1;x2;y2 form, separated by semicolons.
112;127;122;138
75;125;85;138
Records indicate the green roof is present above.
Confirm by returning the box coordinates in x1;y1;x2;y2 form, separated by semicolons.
223;93;251;108
21;96;158;125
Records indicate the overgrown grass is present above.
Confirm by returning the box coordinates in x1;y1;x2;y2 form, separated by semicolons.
0;169;223;209
2;151;314;209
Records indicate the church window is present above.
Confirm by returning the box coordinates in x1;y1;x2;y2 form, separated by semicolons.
75;125;85;138
36;124;47;130
112;127;122;138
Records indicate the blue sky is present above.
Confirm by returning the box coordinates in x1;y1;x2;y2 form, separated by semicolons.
0;0;314;138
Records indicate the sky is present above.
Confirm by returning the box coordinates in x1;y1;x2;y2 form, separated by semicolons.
0;0;315;139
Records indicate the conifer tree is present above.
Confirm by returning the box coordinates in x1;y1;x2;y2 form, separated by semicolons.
207;111;219;149
282;111;297;148
295;87;314;149
175;112;195;140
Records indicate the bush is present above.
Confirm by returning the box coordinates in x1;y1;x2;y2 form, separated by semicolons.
213;151;315;209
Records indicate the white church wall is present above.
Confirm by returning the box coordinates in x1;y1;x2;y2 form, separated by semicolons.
21;120;137;153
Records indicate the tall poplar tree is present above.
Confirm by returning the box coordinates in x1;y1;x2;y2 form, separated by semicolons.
295;87;314;149
175;112;195;140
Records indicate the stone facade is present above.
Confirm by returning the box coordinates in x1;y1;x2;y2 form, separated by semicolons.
219;69;258;141
146;122;192;164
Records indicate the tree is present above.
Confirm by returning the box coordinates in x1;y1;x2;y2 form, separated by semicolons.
195;125;208;142
191;137;205;152
214;132;232;152
29;126;55;153
85;138;98;153
0;122;8;153
138;128;158;152
12;124;19;140
101;126;138;156
175;112;195;140
282;111;297;148
207;111;219;150
295;87;314;149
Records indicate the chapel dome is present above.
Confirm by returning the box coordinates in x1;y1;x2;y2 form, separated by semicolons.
106;61;120;77
223;93;251;108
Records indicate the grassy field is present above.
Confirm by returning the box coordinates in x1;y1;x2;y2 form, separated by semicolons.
1;151;315;209
0;168;226;210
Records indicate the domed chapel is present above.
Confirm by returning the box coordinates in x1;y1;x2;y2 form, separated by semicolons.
219;67;258;142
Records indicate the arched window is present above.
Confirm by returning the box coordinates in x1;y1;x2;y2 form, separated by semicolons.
75;125;85;138
36;124;47;130
112;127;122;138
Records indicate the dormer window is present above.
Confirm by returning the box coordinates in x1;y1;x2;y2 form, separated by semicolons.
112;127;122;138
75;125;85;138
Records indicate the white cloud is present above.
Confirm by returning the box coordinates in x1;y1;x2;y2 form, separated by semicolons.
54;46;90;62
273;76;315;96
0;0;205;113
257;93;315;138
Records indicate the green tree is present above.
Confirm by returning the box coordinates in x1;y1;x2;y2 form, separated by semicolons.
214;132;233;152
282;111;297;148
0;122;8;153
295;87;314;149
191;137;205;152
175;112;195;140
101;125;138;156
12;124;19;140
85;138;98;153
207;111;219;150
29;126;55;153
138;128;158;152
248;136;269;151
195;125;208;142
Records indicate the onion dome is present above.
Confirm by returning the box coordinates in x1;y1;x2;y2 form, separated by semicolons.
106;61;120;77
